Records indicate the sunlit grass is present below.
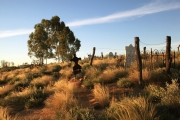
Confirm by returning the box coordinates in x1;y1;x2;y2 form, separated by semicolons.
45;91;77;111
93;83;110;108
105;97;157;120
97;66;128;83
54;79;77;94
0;85;14;96
30;75;54;87
60;67;72;79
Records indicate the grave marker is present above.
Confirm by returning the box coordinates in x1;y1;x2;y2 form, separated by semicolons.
125;44;135;67
109;52;114;59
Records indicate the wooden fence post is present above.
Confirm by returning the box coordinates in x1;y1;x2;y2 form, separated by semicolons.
166;36;171;74
151;48;152;70
90;47;96;66
162;52;165;67
174;51;175;68
101;52;103;59
143;47;146;55
134;37;143;87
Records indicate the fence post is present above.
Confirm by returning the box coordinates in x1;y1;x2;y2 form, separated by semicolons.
90;47;96;66
101;52;103;59
151;48;152;70
174;51;175;68
143;47;146;55
162;52;165;67
166;36;171;74
134;37;143;87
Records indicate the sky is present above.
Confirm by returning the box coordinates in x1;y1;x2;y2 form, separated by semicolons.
0;0;180;66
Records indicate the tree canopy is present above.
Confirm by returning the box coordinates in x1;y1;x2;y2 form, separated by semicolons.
27;16;81;64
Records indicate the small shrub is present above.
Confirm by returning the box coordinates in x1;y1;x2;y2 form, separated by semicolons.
170;68;180;80
25;88;48;109
146;79;180;104
162;79;180;105
117;78;135;88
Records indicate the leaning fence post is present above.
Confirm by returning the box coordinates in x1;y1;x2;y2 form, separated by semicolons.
90;47;96;66
134;37;143;87
166;36;171;74
151;48;152;70
174;51;175;68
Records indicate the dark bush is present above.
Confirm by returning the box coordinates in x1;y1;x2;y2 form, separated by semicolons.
156;104;180;120
52;72;60;79
25;89;48;109
117;78;135;88
52;65;61;72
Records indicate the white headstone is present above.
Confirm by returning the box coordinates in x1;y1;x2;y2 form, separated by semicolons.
125;44;135;67
109;52;114;59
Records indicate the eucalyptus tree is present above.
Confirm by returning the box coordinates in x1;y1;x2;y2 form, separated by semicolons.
28;16;81;63
27;24;49;64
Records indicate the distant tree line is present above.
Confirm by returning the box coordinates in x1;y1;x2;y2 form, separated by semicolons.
0;60;14;67
27;16;81;64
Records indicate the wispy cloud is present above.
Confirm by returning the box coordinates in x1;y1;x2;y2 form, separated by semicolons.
1;0;180;38
0;29;33;38
67;0;180;27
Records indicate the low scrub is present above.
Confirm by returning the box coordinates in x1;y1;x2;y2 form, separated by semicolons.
146;79;180;104
117;78;135;88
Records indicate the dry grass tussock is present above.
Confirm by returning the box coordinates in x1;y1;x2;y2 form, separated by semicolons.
31;67;40;73
6;72;17;80
45;91;77;111
0;85;14;96
107;97;157;120
85;67;101;78
8;87;32;98
93;59;116;66
93;83;110;108
30;75;54;86
60;67;72;79
127;68;150;84
98;66;127;83
0;72;8;80
54;79;77;94
60;61;71;68
0;106;18;120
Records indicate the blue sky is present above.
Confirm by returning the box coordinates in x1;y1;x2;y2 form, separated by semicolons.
0;0;180;66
